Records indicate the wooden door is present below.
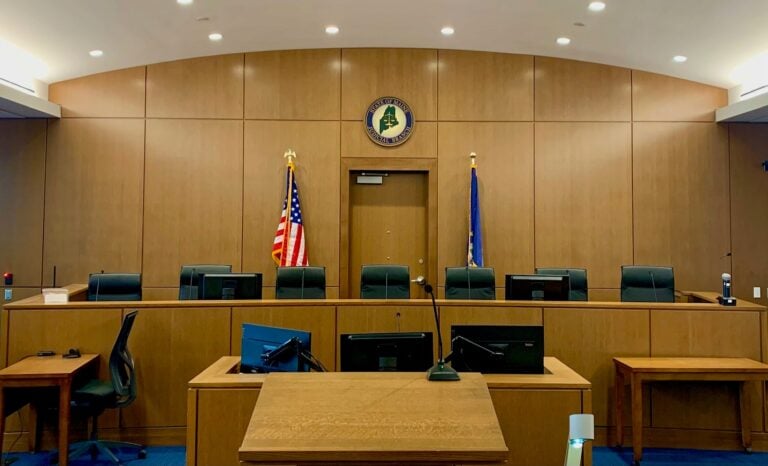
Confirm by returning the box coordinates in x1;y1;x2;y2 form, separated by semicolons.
349;172;428;298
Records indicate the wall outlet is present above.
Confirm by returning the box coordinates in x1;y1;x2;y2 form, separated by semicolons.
3;289;11;301
755;287;763;299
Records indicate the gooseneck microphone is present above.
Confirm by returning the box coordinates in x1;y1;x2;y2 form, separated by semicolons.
649;271;658;303
94;274;102;302
300;268;306;300
412;276;460;381
188;267;196;300
466;267;472;299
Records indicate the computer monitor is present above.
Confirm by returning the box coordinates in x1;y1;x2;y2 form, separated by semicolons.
505;274;570;301
340;332;434;372
199;273;262;300
240;323;311;373
449;325;544;374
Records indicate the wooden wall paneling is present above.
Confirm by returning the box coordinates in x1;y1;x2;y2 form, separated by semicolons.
650;309;763;431
535;123;633;288
244;49;340;120
440;306;542;355
633;123;730;291
49;67;146;118
146;54;244;118
143;119;243;287
437;123;534;286
7;309;123;428
230;306;336;371
544;307;650;426
43;119;145;285
336;305;436;368
729;124;768;305
437;50;533;121
491;389;583;466
122;307;230;428
341;48;437;121
196;388;260;466
632;71;727;122
242;121;340;287
534;57;631;121
0;120;46;286
141;288;180;301
589;289;621;302
341;121;437;158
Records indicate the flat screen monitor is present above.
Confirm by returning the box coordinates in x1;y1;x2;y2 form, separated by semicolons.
505;274;569;301
240;323;311;373
450;325;544;374
340;332;434;372
200;273;262;300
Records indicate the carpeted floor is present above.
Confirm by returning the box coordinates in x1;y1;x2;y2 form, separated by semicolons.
3;446;768;465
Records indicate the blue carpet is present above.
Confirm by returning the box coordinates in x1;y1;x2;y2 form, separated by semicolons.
594;446;768;465
0;446;184;466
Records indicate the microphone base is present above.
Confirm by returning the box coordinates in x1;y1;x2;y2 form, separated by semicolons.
427;360;460;382
717;296;737;306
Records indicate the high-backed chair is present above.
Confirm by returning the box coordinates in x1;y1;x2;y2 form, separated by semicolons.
535;268;589;301
87;273;142;301
179;264;232;300
68;310;145;464
620;266;675;302
444;267;496;300
360;265;410;299
275;267;326;299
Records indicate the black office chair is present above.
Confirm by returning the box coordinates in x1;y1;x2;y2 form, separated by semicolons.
620;265;675;302
87;274;142;301
68;310;145;464
275;267;326;299
444;267;496;300
535;268;589;301
178;264;232;300
360;265;410;299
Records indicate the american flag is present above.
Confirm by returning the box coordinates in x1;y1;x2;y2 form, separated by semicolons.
272;162;308;266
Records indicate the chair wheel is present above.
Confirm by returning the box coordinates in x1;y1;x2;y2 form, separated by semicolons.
138;449;147;459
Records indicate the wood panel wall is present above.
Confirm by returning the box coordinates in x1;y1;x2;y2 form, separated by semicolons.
3;48;767;302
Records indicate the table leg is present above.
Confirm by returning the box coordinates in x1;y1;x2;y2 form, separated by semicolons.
631;375;643;465
738;382;752;452
28;402;39;452
58;379;71;466
0;387;6;459
615;367;624;447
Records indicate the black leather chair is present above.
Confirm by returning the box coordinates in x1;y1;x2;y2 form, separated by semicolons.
275;267;326;299
444;267;496;300
535;267;589;301
620;265;675;302
360;265;410;299
68;310;145;464
87;274;142;301
179;264;232;300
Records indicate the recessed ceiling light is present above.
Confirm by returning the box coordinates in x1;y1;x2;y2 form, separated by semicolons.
556;37;571;45
177;0;193;5
208;33;223;41
673;55;688;63
325;25;339;35
441;26;455;36
588;1;606;12
89;50;103;57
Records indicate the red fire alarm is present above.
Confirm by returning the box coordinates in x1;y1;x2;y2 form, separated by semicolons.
3;273;12;286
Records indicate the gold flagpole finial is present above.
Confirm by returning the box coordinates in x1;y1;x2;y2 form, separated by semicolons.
284;149;297;166
469;152;477;167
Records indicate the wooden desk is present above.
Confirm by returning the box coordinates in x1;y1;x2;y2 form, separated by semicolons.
238;371;508;465
188;356;591;466
613;357;768;465
0;354;99;466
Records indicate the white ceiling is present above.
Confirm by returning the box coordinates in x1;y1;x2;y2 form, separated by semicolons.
1;0;767;88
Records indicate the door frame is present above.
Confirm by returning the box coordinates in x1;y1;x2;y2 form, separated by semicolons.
340;157;438;298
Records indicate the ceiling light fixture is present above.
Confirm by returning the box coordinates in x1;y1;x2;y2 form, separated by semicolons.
89;50;104;57
588;1;606;12
208;33;223;41
441;26;455;36
325;25;340;35
177;0;193;5
673;55;688;63
556;37;571;45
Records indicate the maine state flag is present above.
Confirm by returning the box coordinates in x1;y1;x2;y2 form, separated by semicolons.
467;153;483;267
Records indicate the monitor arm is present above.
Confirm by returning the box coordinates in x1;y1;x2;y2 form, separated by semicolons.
261;337;327;372
444;335;505;363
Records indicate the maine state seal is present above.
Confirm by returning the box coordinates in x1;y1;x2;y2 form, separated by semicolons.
364;97;414;147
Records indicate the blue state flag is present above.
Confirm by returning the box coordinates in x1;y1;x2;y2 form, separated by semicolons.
467;158;484;267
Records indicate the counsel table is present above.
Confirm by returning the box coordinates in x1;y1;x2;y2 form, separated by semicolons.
613;357;768;465
0;354;99;466
239;371;508;465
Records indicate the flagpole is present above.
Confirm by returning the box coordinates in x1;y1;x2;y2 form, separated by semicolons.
281;149;296;266
468;152;478;268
